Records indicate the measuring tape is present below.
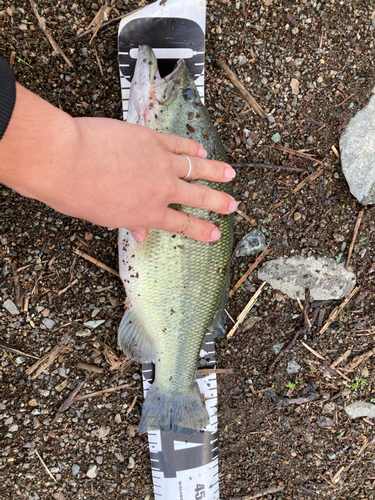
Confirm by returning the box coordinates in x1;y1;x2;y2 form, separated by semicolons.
118;2;220;498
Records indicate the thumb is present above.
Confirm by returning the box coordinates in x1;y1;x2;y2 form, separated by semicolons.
128;227;148;242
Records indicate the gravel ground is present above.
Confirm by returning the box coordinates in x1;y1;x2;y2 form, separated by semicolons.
1;1;375;499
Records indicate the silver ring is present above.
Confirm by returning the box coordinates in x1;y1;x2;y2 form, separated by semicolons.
180;154;192;180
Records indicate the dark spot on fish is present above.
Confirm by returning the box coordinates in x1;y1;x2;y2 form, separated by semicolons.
188;112;194;120
177;245;185;249
149;102;154;108
169;376;173;381
172;234;176;238
155;114;158;119
195;112;201;119
186;123;195;133
143;58;148;63
170;308;175;314
129;321;132;324
148;60;153;65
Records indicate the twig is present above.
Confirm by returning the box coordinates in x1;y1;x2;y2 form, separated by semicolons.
292;168;323;194
35;449;57;483
345;208;364;269
231;485;284;500
94;47;104;76
318;286;360;336
337;93;355;107
231;163;305;173
276;145;324;164
77;362;104;374
229;248;270;297
235;208;252;223
227;282;266;339
0;341;39;360
29;0;73;68
74;248;119;277
216;59;268;119
11;261;22;308
53;374;91;423
332;435;372;483
26;333;71;379
268;290;310;373
57;278;78;296
299;341;351;382
330;348;352;369
126;395;138;415
343;346;375;373
74;382;135;401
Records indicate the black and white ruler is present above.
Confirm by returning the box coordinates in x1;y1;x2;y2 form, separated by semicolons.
118;2;220;498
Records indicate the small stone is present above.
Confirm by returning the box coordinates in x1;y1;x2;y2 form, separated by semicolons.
9;424;18;432
83;319;105;329
1;237;7;245
132;373;141;380
315;459;322;466
72;464;80;476
235;230;266;257
322;402;336;415
15;356;25;364
18;23;27;31
58;367;68;378
42;318;56;329
293;212;302;221
242;316;262;331
91;307;100;318
128;457;135;469
96;456;103;464
327;451;336;460
97;426;110;439
286;360;301;374
28;398;38;407
345;401;375;419
115;452;125;462
271;132;281;143
3;298;20;316
41;308;50;317
127;425;136;438
317;416;335;428
290;451;297;457
290;78;299;95
82;101;90;110
86;464;98;478
271;341;284;354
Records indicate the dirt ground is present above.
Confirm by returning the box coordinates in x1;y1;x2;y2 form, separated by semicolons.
1;0;375;499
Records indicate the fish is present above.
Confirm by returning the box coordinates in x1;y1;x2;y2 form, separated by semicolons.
118;45;233;435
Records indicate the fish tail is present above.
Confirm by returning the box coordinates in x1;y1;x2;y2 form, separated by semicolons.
138;382;209;435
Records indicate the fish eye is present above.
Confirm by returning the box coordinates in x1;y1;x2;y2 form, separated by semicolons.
184;88;196;101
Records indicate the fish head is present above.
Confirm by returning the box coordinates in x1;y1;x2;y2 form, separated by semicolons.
127;45;204;136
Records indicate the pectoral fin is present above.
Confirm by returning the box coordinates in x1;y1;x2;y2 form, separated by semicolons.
118;307;154;363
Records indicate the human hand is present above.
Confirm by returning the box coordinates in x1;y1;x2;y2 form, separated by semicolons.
0;84;236;242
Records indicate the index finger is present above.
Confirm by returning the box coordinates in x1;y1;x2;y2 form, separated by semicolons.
157;131;207;159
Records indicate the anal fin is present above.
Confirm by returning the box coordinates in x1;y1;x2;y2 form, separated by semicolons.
207;272;230;339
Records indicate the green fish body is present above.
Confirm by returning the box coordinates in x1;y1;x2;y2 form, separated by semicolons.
118;46;233;434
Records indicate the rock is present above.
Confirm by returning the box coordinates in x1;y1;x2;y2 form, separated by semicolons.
235;230;266;257
42;318;56;329
83;319;105;329
340;88;375;204
128;457;135;469
317;416;335;428
327;451;336;460
97;426;110;439
2;298;20;316
242;316;262;331
115;413;122;424
290;77;299;95
9;424;18;432
28;398;38;407
272;341;284;354
86;464;98;478
286;360;301;374
345;401;375;419
322;402;336;415
258;255;356;300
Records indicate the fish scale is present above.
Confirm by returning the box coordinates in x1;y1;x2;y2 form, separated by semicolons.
118;45;233;435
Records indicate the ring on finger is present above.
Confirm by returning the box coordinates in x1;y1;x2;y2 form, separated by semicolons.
180;154;192;180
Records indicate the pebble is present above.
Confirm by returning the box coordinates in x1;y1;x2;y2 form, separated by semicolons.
15;356;25;364
97;426;110;438
115;452;125;462
127;425;136;438
128;457;135;469
271;132;281;143
28;398;38;407
317;416;335;428
235;229;266;257
327;451;336;460
2;298;20;316
9;424;18;432
132;373;141;380
42;318;56;329
290;78;299;95
58;367;68;378
41;308;50;317
345;401;375;419
242;316;262;332
286;360;301;374
271;341;284;354
86;464;98;478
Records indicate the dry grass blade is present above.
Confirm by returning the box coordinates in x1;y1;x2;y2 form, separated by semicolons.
292;168;323;194
53;373;91;423
276;145;324;164
104;344;130;372
74;381;135;401
26;333;71;379
216;58;268;119
77;362;104;374
343;346;375;373
0;341;39;360
300;341;351;382
11;261;22;308
231;162;304;173
35;449;57;483
88;0;115;44
227;282;266;338
229;248;270;297
345;208;365;269
318;286;360;336
74;248;120;277
231;485;284;499
196;367;233;376
235;207;252;223
29;0;73;68
57;278;78;296
126;395;138;415
330;348;352;369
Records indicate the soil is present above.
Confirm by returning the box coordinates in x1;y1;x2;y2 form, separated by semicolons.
1;0;375;499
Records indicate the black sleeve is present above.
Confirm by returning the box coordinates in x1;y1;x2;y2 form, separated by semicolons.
0;54;16;141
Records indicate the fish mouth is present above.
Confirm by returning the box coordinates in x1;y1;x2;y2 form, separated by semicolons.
128;45;187;121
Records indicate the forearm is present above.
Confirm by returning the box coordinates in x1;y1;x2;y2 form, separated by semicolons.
0;83;79;204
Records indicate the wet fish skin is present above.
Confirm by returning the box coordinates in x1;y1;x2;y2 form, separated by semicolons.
118;46;233;434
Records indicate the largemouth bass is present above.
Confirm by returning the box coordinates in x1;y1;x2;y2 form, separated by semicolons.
118;46;233;435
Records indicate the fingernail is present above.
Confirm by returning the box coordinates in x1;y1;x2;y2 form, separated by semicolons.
211;228;221;241
131;231;143;242
198;147;207;159
229;199;237;212
225;167;236;180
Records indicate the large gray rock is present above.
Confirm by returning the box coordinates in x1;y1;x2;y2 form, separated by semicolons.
258;255;356;301
340;87;375;205
345;401;375;419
